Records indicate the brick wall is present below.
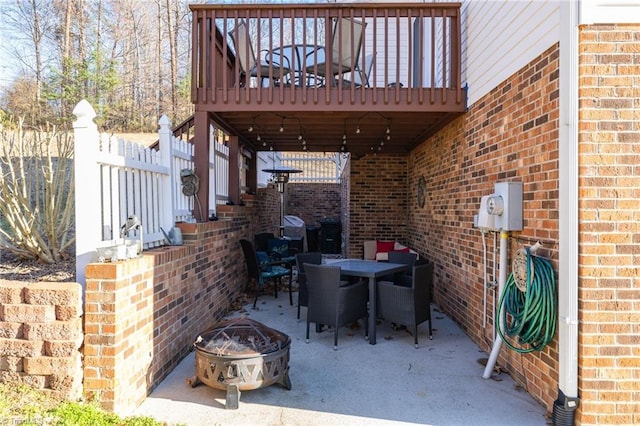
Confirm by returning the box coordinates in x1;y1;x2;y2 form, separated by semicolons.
0;281;83;400
348;154;409;258
83;200;263;414
396;44;560;413
286;182;342;229
578;24;640;424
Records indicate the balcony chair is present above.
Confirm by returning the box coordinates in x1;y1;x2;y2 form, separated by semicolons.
240;239;293;309
338;52;375;88
376;261;434;348
304;263;368;350
229;21;291;87
294;251;323;320
304;17;367;87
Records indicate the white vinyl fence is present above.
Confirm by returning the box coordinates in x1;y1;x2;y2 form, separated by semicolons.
72;100;228;284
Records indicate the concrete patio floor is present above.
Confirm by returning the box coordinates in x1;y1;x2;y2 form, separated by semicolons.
134;291;550;426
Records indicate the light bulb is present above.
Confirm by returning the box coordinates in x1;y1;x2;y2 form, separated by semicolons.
356;126;360;134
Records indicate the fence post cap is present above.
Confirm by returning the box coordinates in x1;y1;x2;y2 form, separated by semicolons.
72;100;96;125
159;115;172;129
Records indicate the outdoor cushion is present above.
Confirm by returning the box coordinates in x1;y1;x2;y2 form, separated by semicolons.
376;240;395;253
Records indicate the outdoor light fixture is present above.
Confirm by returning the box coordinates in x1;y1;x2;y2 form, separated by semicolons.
263;167;303;236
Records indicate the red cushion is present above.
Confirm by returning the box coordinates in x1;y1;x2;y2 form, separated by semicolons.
376;240;395;253
394;247;411;253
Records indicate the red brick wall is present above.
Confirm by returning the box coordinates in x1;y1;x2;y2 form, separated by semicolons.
401;44;561;413
0;282;83;401
286;183;342;229
578;24;640;425
83;200;264;414
348;154;409;258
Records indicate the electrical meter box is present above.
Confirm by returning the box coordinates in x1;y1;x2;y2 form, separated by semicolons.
492;182;523;231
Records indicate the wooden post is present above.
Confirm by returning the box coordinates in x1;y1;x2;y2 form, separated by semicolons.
194;110;210;220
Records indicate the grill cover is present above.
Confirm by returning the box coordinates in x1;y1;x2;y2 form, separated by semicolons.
194;317;291;357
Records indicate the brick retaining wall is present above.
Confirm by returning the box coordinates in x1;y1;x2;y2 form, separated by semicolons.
0;281;83;400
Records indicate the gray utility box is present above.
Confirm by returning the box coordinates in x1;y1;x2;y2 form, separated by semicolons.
493;181;523;231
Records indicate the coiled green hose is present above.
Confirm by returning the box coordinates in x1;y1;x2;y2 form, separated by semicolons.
497;248;557;353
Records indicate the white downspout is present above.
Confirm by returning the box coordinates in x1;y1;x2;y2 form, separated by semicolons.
482;230;509;379
555;0;580;416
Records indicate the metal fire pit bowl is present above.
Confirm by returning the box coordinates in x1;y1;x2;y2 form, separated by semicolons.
189;317;292;409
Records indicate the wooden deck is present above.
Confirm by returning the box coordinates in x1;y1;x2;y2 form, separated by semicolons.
190;3;467;156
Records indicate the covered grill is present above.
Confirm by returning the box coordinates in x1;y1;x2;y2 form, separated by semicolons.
189;317;292;409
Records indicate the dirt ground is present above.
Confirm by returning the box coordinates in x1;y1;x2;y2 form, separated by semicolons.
0;251;76;282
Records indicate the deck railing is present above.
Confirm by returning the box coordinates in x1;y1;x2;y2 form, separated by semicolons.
190;3;462;108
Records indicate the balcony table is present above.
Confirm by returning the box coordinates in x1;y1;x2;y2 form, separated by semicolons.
266;44;326;87
326;259;409;345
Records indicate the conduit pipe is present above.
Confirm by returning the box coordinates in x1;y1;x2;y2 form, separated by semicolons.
482;230;509;379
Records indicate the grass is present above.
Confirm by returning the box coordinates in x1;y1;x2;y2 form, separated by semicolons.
0;382;165;426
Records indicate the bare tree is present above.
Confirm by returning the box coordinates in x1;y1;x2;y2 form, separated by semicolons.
0;120;75;263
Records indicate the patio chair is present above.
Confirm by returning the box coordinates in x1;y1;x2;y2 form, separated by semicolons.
336;52;375;88
304;17;367;86
376;261;434;348
240;239;293;308
304;263;368;350
294;252;323;320
386;251;418;286
229;21;291;87
254;232;275;252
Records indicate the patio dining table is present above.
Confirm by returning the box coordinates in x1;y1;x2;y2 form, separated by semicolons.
327;259;408;345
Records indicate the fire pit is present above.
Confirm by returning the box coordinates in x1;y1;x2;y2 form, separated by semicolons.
189;317;292;409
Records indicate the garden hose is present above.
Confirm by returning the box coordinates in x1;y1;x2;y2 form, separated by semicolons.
497;247;556;353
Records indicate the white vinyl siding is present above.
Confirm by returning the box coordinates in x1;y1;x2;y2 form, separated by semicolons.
462;0;560;106
580;0;640;24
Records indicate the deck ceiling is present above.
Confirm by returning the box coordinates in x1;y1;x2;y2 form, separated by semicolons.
214;110;464;157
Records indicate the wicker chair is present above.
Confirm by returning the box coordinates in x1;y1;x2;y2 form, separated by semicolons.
240;239;292;308
304;263;368;350
376;261;434;348
294;252;323;320
386;251;418;286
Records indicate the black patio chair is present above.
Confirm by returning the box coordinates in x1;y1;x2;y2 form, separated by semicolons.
294;252;323;320
254;232;275;252
240;239;293;308
304;263;368;350
386;251;418;286
376;261;434;348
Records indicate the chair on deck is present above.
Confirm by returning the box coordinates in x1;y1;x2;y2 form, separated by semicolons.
229;21;291;87
305;17;367;87
240;239;292;308
339;52;375;88
304;263;368;350
376;261;434;348
294;252;323;320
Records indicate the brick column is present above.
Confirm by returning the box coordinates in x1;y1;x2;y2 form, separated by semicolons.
83;257;155;414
